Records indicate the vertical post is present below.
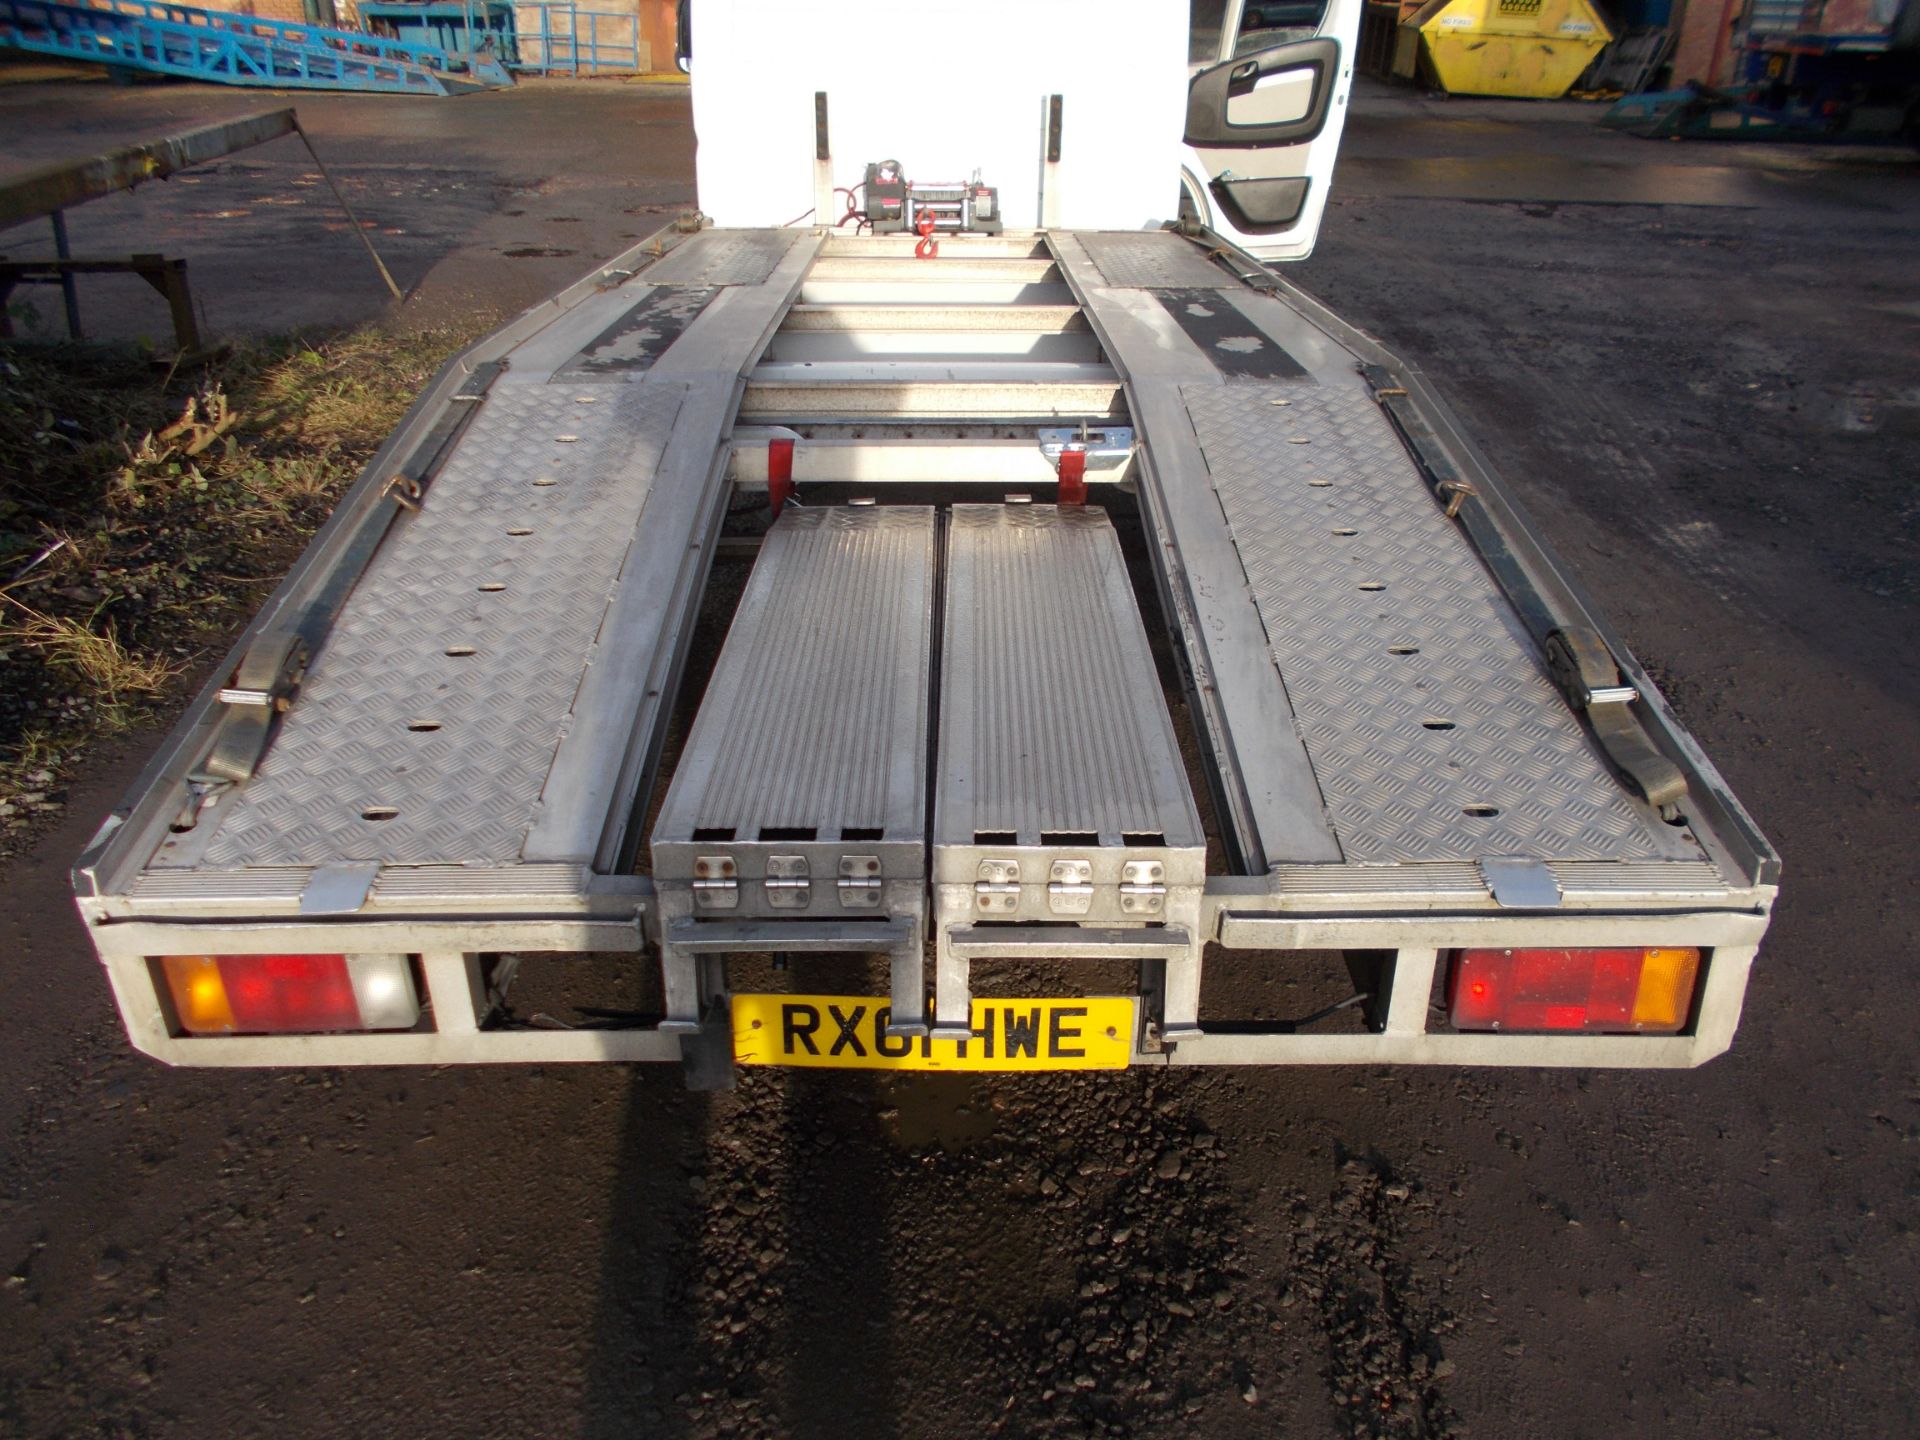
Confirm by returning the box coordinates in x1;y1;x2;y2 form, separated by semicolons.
886;916;927;1039
812;90;833;229
931;928;972;1041
137;254;204;357
419;952;486;1033
1037;95;1064;230
1161;942;1204;1040
1383;947;1440;1036
49;210;81;340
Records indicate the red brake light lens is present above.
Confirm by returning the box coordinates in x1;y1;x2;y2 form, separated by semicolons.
159;954;418;1035
1448;947;1700;1034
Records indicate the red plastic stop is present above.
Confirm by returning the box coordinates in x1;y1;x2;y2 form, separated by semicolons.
769;437;795;518
1057;446;1088;505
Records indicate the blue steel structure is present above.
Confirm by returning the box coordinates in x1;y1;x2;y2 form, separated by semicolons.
0;0;514;95
512;0;641;75
358;0;517;65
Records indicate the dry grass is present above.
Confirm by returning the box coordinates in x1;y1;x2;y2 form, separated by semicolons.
0;315;497;858
0;597;180;703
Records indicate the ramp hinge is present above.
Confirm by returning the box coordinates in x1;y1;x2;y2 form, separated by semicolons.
1048;858;1093;915
975;857;1021;914
838;855;883;909
1119;859;1167;916
765;854;811;908
692;854;739;911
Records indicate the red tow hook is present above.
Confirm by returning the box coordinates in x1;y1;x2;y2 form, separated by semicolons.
914;209;939;260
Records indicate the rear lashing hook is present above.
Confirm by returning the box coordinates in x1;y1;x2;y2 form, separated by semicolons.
914;208;939;260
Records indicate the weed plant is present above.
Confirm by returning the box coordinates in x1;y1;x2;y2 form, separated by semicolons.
0;321;492;858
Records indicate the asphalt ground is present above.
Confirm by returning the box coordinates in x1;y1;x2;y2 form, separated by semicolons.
2;71;1918;1439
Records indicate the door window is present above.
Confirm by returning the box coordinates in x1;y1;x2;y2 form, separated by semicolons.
1235;1;1331;53
1189;0;1230;66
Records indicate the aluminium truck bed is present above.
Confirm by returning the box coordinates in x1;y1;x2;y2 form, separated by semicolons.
72;224;1776;1073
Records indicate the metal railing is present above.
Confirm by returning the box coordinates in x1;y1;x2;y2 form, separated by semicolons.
0;0;496;93
510;0;640;75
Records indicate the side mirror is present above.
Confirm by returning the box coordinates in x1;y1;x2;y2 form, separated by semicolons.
1184;37;1339;148
676;0;691;72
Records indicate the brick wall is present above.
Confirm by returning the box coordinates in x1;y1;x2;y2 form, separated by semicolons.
1668;0;1741;85
184;0;315;23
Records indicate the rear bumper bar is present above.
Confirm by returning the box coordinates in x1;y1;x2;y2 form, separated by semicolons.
82;896;1768;1072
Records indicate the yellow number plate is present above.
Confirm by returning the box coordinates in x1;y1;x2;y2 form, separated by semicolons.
731;993;1136;1071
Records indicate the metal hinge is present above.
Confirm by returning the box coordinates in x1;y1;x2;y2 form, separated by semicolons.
976;856;1021;914
692;854;739;911
1047;858;1093;915
838;855;883;908
1118;858;1167;916
765;854;811;908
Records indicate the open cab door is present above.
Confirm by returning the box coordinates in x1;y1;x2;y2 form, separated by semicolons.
1183;0;1361;262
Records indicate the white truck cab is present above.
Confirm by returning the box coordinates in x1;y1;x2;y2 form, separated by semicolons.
1182;0;1362;261
685;0;1356;262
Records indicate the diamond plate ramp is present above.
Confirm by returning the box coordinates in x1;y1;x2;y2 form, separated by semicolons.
1182;381;1677;864
203;383;685;866
1076;232;1234;290
642;230;796;286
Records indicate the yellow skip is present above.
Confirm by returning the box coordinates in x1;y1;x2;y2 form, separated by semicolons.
1394;0;1613;100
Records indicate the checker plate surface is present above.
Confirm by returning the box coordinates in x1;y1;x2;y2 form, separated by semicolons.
203;383;685;867
641;230;794;286
1077;232;1234;290
1181;382;1678;864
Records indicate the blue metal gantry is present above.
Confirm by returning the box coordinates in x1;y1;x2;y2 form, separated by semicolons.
0;0;514;96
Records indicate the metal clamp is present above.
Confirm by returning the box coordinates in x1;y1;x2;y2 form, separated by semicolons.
1436;478;1477;518
382;474;423;512
199;635;309;784
1586;684;1638;706
1038;425;1134;474
216;686;275;709
1545;627;1685;811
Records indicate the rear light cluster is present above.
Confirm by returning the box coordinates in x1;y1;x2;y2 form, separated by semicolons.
159;954;420;1035
1447;947;1700;1034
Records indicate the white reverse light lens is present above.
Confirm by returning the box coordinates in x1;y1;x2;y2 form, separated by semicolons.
345;954;422;1030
